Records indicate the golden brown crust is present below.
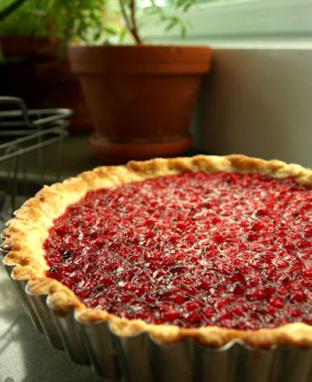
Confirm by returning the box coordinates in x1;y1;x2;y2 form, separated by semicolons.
2;154;312;348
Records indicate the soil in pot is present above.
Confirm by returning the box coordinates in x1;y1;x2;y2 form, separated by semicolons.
69;45;212;163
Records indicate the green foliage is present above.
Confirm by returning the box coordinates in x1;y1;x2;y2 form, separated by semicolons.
0;0;198;45
0;0;47;37
0;0;26;22
147;0;198;38
117;0;198;43
0;0;120;42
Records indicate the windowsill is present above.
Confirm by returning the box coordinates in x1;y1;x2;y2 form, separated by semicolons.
141;0;312;46
139;40;312;50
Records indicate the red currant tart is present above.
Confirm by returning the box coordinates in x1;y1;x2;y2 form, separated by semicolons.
3;155;312;348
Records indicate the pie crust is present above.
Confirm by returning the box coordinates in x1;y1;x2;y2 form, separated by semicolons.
2;154;312;348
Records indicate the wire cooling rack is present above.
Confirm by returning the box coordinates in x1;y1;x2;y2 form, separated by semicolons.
0;96;71;226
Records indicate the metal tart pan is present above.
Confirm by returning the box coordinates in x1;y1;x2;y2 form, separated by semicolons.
4;264;312;382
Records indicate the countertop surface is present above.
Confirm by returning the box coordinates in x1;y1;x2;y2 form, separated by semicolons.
7;133;208;181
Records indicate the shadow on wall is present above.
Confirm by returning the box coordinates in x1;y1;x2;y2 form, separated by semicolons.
194;48;312;167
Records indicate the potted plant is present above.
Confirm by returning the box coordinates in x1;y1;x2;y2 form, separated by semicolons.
0;0;59;108
69;0;212;162
0;0;108;133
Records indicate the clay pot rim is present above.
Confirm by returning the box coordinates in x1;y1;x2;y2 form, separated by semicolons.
69;44;212;75
69;43;211;50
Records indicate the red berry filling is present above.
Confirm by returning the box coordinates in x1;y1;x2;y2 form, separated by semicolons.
44;171;312;330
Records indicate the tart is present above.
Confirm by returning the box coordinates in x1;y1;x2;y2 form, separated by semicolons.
2;154;312;350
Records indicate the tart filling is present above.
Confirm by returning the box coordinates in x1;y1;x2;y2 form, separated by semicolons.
44;171;312;330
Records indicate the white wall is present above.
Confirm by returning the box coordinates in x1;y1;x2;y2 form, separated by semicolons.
142;0;312;167
195;48;312;167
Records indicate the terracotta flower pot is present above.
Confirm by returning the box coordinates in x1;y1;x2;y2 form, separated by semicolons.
35;60;92;134
0;36;60;58
0;37;59;107
0;36;92;134
69;45;212;163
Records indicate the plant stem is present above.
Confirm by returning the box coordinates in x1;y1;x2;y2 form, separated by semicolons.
129;0;142;44
0;0;26;21
119;0;142;44
118;0;132;35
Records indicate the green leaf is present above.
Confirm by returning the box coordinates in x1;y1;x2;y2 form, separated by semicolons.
104;26;118;35
165;18;178;31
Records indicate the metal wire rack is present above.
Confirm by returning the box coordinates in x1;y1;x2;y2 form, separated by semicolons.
0;96;71;226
